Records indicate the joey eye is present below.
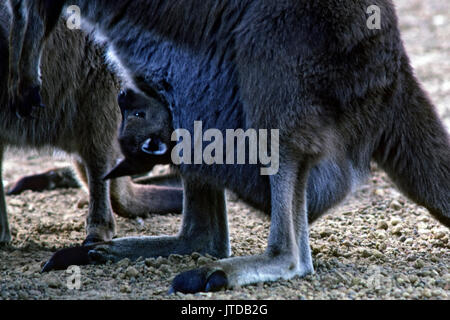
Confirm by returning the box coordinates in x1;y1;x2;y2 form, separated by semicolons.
134;112;146;118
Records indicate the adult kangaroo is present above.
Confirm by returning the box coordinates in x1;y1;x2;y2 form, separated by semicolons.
8;0;450;293
0;2;182;245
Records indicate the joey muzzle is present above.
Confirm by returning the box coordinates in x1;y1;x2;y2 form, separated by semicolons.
103;158;148;180
104;138;169;180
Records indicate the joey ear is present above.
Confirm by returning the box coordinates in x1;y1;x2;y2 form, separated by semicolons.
103;159;138;180
141;138;168;156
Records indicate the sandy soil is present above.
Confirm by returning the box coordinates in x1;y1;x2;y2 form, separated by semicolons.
0;0;449;300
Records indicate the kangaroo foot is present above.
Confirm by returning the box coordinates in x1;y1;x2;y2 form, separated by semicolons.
6;167;79;195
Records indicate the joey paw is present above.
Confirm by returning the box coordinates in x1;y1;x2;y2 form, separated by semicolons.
41;246;94;272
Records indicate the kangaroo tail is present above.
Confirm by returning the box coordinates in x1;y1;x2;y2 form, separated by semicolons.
373;57;450;227
110;177;183;218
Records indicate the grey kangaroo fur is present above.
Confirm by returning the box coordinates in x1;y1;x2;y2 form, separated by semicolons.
0;2;183;245
8;0;450;293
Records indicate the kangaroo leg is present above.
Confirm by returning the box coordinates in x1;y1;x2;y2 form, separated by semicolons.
6;166;80;195
133;172;181;188
75;155;116;245
12;1;46;118
7;0;27;112
172;151;315;293
109;175;183;217
307;155;367;223
42;177;230;271
77;132;183;217
0;143;11;243
8;0;65;118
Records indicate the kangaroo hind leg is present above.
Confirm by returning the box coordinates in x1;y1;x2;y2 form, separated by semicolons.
171;150;315;293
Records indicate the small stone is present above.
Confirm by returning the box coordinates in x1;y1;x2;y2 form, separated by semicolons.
117;258;130;267
417;226;431;237
404;238;414;245
18;291;29;300
155;256;167;267
393;289;402;298
414;259;425;269
376;220;389;230
45;276;61;288
168;254;183;264
375;230;387;240
409;275;419;284
120;285;131;293
391;225;402;235
145;258;156;267
361;249;371;258
159;264;171;274
430;256;439;263
422;289;432;298
319;229;333;238
432;229;446;239
397;275;407;285
94;269;104;277
197;257;211;266
372;249;384;259
390;217;402;226
342;240;352;247
76;199;87;209
377;242;387;251
125;266;139;278
191;252;202;260
205;254;217;261
135;218;145;227
432;290;442;297
390;201;402;211
9;199;24;207
28;290;41;298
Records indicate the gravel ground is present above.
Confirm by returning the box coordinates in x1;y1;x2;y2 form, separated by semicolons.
0;0;449;300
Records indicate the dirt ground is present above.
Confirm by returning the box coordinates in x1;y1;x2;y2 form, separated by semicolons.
0;0;449;300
